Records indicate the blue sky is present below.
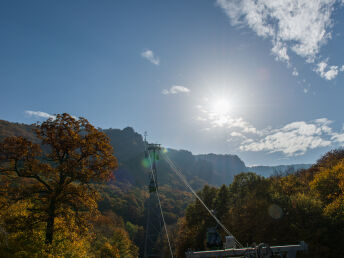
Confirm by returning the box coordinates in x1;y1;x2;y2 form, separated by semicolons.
1;0;344;166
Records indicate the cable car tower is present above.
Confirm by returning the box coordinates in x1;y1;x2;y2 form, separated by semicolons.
143;134;165;258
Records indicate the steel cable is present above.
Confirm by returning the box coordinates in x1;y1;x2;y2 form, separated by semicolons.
147;150;174;258
162;152;244;248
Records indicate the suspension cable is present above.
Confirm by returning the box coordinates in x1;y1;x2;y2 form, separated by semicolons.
162;152;244;248
147;151;174;258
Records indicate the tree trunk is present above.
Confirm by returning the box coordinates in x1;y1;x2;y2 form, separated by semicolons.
45;197;56;244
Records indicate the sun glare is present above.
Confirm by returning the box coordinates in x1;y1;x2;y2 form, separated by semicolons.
211;98;231;115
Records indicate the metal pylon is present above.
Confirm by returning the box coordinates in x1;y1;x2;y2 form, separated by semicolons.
144;190;164;257
144;143;164;258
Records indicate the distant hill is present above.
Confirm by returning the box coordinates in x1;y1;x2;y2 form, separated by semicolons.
0;118;311;187
0;120;37;142
247;164;312;177
101;128;213;189
195;154;248;185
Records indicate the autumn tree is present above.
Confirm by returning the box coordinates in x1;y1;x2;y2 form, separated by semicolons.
0;113;118;245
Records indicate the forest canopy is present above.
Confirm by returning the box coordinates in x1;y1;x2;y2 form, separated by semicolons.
0;114;138;257
174;150;344;258
0;115;343;257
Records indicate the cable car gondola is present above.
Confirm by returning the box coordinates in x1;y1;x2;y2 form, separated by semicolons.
149;176;156;193
206;226;222;250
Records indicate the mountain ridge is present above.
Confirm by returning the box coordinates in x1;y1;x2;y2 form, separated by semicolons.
0;119;310;186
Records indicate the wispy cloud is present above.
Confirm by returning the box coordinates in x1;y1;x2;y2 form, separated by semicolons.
162;85;190;95
315;60;339;80
292;68;299;77
25;110;56;120
198;103;344;156
141;49;160;65
271;40;290;64
240;119;333;156
229;131;247;139
196;104;261;135
216;0;343;79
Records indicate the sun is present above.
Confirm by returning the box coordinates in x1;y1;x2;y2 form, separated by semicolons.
211;98;231;115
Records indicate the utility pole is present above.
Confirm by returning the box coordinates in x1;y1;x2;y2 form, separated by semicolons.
144;142;164;258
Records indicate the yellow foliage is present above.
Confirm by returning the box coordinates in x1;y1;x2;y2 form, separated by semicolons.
310;159;344;220
0;113;118;245
0;114;138;257
0;200;92;257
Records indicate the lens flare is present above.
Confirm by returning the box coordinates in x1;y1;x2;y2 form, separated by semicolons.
268;204;283;219
141;158;150;168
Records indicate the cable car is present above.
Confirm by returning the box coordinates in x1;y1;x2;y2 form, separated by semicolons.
149;177;156;193
206;227;222;250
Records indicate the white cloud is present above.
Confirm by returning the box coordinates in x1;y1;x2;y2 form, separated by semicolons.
196;116;208;122
315;61;339;80
216;0;341;76
162;85;190;95
330;122;344;143
197;97;344;156
331;132;344;142
230;131;247;138
25;110;56;120
196;104;261;135
271;40;290;63
240;119;334;156
227;131;248;142
340;65;344;72
141;49;160;65
292;68;299;76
